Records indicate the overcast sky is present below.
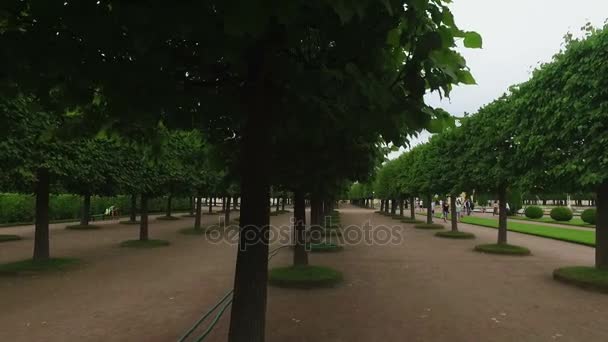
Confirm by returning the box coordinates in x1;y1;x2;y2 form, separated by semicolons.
390;0;608;157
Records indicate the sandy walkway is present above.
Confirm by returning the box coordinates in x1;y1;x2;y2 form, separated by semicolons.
2;206;608;341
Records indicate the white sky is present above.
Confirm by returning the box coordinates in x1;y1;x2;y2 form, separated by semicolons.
390;0;608;158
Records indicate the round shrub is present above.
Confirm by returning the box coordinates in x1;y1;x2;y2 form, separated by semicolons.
524;206;544;219
550;207;573;222
581;208;597;225
268;265;343;288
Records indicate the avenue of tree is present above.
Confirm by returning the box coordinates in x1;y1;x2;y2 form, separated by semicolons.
357;26;608;270
1;1;481;341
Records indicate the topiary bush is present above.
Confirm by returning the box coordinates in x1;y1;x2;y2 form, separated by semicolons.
581;208;597;225
550;207;573;222
524;206;544;219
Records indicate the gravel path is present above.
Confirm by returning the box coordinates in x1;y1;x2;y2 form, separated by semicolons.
2;206;608;341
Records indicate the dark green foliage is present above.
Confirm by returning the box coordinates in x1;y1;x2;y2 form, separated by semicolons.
553;266;608;293
414;223;444;230
119;220;141;225
119;239;170;248
65;224;100;230
156;216;180;221
268;265;343;289
310;242;343;253
0;258;80;275
435;231;475;239
474;243;531;256
0;193;192;225
550;207;573;222
0;235;22;242
524;206;544;219
582;208;597;225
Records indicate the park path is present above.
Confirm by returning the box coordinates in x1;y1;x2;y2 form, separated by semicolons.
254;206;607;342
0;210;281;342
1;205;608;341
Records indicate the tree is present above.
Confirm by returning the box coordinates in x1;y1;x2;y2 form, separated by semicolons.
513;26;608;269
1;1;479;340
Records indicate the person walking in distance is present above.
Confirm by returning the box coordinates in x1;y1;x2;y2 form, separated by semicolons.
442;200;450;223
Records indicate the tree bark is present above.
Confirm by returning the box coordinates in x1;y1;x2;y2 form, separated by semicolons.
497;187;508;244
399;198;404;217
380;200;384;212
139;194;149;241
208;196;213;213
234;196;238;209
410;196;416;220
391;199;397;215
426;194;433;224
222;197;226;212
166;195;172;217
293;190;308;266
595;182;608;269
189;196;195;216
129;194;137;222
281;197;286;211
80;193;91;226
194;196;203;230
33;168;50;261
275;196;280;212
450;195;458;232
224;196;232;226
228;43;272;341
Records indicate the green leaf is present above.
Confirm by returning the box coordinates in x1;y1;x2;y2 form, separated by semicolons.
456;70;476;85
387;28;401;47
463;31;483;48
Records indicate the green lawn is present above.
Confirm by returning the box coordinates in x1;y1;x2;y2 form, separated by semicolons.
460;216;595;247
418;213;595;247
511;216;594;228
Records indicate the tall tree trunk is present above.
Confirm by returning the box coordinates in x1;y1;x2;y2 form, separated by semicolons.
194;196;203;230
129;194;137;222
391;199;397;215
293;190;308;266
281;197;286;211
166;195;172;217
234;196;238;209
33;168;50;261
189;196;195;216
208;197;213;213
139;194;149;241
426;194;433;224
224;196;232;226
380;200;384;212
410;196;416;220
595;182;608;269
450;195;458;232
275;196;280;212
497;187;508;244
222;197;226;212
399;198;404;217
80;193;91;226
310;194;322;243
228;51;272;341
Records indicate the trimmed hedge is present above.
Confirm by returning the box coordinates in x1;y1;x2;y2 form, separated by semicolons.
524;206;544;219
581;208;597;225
268;265;343;288
550;207;573;222
0;193;192;225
